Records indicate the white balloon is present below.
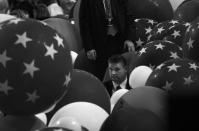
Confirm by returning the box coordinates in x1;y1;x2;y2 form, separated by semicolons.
49;102;109;131
0;14;16;23
129;66;152;89
169;0;185;11
70;51;78;65
51;116;82;131
35;113;47;125
110;89;129;112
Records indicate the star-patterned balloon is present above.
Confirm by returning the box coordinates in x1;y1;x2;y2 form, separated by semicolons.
182;17;199;63
135;40;183;69
0;18;72;115
149;19;190;46
134;18;158;51
145;58;199;95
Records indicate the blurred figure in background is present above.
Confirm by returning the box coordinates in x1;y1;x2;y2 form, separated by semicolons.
103;55;131;97
35;3;50;20
79;0;136;80
0;0;9;13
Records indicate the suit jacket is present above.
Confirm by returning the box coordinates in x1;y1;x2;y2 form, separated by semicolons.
79;0;135;58
103;79;131;97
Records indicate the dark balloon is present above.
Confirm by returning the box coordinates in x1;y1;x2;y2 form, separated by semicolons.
100;106;167;131
174;0;199;22
0;18;72;115
127;0;173;22
47;69;111;120
0;115;45;131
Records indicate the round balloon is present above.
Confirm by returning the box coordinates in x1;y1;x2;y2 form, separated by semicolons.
134;18;158;51
0;18;72;115
46;69;110;120
146;58;199;96
182;17;199;63
129;66;152;89
100;106;167;131
0;115;45;131
174;0;199;22
43;17;82;53
49;116;82;131
136;40;183;69
127;0;173;22
112;86;168;120
49;102;109;131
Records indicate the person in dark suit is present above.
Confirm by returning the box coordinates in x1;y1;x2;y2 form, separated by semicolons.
79;0;135;80
103;55;131;97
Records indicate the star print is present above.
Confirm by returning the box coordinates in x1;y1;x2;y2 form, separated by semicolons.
169;20;179;25
0;50;12;68
26;90;40;103
148;19;156;25
186;38;194;49
162;81;173;91
147;34;152;41
139;47;147;56
15;32;32;48
157;27;165;34
0;80;13;95
63;72;71;87
136;38;144;47
54;34;64;47
154;43;165;50
167;63;181;72
183;75;194;86
171;30;181;38
8;18;23;24
145;27;152;34
44;44;58;60
189;63;199;71
170;52;180;59
156;63;165;70
23;60;40;78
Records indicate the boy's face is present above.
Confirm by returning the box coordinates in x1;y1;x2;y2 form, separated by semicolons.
108;62;127;84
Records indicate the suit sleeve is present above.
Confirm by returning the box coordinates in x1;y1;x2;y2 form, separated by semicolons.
79;0;94;52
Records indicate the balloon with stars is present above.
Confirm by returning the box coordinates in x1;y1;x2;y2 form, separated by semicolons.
148;19;190;45
135;40;183;69
0;18;72;115
145;58;199;96
134;18;158;51
182;17;199;63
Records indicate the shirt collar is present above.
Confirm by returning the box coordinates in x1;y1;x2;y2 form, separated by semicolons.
112;77;127;89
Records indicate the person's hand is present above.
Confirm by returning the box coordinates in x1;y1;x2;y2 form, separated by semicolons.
86;49;97;60
124;40;135;52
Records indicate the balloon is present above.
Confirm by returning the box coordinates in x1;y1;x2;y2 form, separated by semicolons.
110;89;128;112
0;18;72;115
146;58;199;96
100;106;167;131
134;18;158;51
46;69;110;120
35;113;47;125
44;17;82;53
112;86;168;120
70;51;78;65
0;14;16;23
49;116;82;131
174;0;199;22
0;115;46;131
149;19;190;46
182;17;199;63
129;66;152;89
127;0;173;22
135;40;183;69
49;102;109;131
35;127;75;131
